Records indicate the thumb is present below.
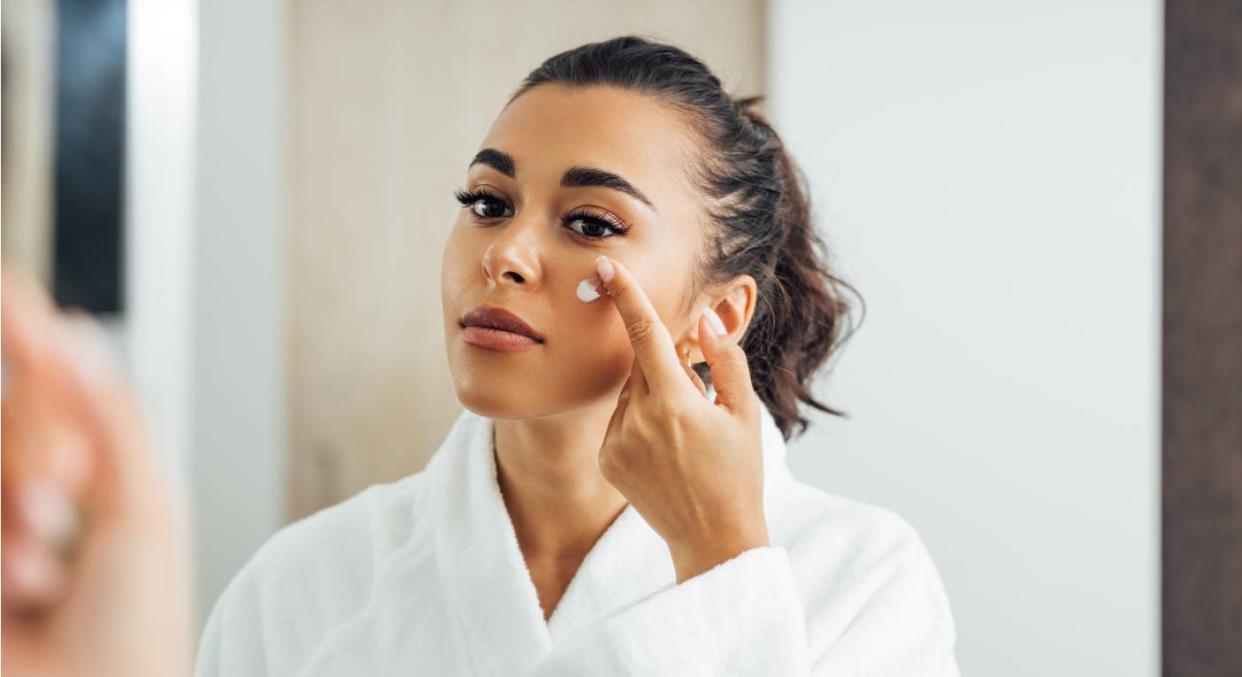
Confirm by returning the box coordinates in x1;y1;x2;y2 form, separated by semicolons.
697;307;755;414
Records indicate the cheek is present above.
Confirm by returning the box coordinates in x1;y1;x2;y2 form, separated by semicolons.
554;268;684;382
544;267;649;394
550;285;632;376
549;325;635;397
618;258;694;336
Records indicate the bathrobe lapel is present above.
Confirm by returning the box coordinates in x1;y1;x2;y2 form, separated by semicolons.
431;408;554;675
431;410;672;674
432;402;792;674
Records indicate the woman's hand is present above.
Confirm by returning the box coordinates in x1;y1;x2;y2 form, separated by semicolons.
1;265;191;677
593;255;768;584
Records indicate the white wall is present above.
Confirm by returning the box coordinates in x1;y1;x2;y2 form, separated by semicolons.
126;0;287;630
768;1;1161;674
126;0;198;504
190;0;287;629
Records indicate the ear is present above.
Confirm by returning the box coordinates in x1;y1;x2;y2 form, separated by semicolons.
675;274;757;365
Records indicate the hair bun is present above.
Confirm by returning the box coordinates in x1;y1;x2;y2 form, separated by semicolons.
733;94;766;113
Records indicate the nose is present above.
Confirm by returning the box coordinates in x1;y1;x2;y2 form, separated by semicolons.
480;215;541;288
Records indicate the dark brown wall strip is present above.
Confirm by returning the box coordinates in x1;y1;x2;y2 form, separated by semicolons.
1162;0;1242;673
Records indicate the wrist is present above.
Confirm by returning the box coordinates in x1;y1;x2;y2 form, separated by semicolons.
669;526;770;584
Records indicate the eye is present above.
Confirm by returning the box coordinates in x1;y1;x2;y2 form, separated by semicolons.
453;188;514;219
452;188;631;241
563;209;631;241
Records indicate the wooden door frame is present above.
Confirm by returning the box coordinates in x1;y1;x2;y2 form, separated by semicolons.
1161;0;1242;673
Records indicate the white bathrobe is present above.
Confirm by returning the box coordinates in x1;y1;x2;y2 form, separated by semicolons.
195;401;960;676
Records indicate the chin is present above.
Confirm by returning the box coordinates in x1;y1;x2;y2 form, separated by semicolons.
454;382;543;421
447;340;632;420
453;378;618;422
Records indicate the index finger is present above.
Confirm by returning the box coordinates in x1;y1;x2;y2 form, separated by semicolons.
595;255;696;397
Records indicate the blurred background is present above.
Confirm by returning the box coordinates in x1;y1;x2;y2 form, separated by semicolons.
1;0;1189;674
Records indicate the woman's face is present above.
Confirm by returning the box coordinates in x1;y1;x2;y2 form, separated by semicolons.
442;84;710;420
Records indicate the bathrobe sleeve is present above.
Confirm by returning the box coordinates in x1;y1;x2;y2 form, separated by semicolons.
526;545;808;676
525;523;959;676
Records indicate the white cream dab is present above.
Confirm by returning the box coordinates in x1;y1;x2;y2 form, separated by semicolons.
576;277;605;303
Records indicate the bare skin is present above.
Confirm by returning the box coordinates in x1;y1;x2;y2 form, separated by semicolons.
441;84;763;619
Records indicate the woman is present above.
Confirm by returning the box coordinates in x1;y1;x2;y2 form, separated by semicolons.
2;36;958;675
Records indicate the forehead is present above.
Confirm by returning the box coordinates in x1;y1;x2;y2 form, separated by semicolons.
479;84;701;205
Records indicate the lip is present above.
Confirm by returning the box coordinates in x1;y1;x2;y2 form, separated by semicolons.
459;305;545;351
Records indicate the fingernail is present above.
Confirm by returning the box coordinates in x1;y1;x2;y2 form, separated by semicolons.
21;481;77;545
702;306;727;336
576;277;603;303
10;547;57;594
595;255;615;283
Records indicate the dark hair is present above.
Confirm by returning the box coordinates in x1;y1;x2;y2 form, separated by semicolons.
511;35;864;442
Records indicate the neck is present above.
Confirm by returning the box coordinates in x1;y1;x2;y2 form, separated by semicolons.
493;399;629;561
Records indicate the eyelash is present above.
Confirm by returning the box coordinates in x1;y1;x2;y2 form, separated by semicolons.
452;188;632;241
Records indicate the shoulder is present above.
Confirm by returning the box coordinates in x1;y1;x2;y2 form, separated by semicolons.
770;477;959;673
248;471;429;584
195;471;431;676
775;478;935;571
240;469;429;601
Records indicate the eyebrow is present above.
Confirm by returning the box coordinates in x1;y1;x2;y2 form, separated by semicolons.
468;147;656;211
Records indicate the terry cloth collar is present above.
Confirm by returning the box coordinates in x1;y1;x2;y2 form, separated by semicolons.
422;398;794;676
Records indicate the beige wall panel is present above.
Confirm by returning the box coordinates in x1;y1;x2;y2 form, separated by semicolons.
1;0;54;281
